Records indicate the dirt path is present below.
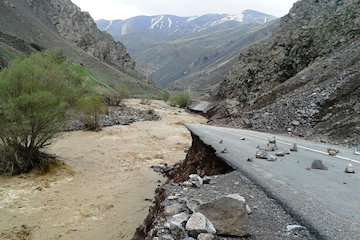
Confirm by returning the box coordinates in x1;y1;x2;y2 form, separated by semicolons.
0;100;206;240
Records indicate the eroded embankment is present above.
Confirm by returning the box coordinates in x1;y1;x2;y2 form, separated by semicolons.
134;130;315;240
132;133;234;239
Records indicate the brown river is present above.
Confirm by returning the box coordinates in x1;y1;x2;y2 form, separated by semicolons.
0;99;206;240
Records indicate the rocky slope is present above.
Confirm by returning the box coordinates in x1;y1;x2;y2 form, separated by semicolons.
210;0;360;144
97;11;277;91
27;0;134;70
0;0;159;96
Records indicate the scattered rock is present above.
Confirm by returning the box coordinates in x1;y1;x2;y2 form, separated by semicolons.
266;143;278;151
202;176;212;184
197;194;249;237
247;158;254;162
275;151;286;157
311;160;328;170
189;174;203;188
345;163;355;174
167;195;180;201
327;148;339;156
240;137;246;141
246;205;252;215
286;224;306;232
269;137;277;144
220;148;228;154
185;212;216;236
164;203;186;216
219;140;223;144
290;144;298;152
158;234;175;240
182;181;194;188
169;212;189;228
198;233;215;240
186;199;202;213
256;150;268;159
267;154;277;162
291;120;301;126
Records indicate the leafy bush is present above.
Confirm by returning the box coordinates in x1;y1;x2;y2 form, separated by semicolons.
169;92;192;108
160;91;170;102
0;51;91;175
104;85;129;106
77;95;107;131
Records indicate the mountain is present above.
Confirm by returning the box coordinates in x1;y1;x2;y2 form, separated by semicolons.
97;10;275;37
209;0;360;144
97;10;277;92
0;0;161;97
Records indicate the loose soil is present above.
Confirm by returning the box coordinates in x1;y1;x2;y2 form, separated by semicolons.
0;99;206;240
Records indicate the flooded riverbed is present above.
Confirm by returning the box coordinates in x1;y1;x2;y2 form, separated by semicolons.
0;100;206;240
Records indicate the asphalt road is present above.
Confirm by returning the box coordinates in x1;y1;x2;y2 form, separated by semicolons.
186;124;360;240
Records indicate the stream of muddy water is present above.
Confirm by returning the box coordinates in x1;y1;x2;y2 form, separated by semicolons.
0;100;206;240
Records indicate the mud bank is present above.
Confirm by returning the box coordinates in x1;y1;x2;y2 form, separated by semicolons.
136;131;316;240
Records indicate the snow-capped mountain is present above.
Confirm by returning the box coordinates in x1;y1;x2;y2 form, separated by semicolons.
96;10;276;37
95;9;277;90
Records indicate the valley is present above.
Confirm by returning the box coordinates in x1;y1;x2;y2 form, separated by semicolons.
0;0;360;239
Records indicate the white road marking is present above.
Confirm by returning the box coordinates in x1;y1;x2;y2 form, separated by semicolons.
202;126;360;165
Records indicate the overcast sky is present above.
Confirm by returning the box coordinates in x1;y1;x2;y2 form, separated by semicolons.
71;0;299;20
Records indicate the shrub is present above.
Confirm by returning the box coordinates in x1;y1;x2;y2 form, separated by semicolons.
169;92;192;108
0;51;89;175
77;95;107;131
160;91;170;102
104;85;129;106
140;98;151;105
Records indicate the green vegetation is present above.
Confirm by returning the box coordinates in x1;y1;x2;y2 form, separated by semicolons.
0;51;104;175
77;95;107;131
103;84;130;106
169;92;192;108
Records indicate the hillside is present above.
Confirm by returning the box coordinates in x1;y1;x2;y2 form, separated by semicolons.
97;11;276;92
210;0;360;144
0;0;161;97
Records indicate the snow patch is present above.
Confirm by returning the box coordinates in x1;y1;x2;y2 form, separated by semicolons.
150;16;165;29
104;20;113;31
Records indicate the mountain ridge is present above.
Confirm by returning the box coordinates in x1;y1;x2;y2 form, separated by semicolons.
0;0;162;97
97;10;277;91
209;0;360;144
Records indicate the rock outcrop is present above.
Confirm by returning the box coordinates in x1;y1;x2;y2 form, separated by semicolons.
211;0;360;144
26;0;135;70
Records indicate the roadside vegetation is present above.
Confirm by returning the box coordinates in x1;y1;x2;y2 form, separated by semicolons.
0;51;106;176
169;91;192;108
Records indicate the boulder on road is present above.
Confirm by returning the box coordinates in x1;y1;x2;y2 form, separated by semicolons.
311;160;328;170
196;194;249;237
345;163;355;174
256;150;268;159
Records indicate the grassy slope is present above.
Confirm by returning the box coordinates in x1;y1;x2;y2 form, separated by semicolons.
0;0;162;98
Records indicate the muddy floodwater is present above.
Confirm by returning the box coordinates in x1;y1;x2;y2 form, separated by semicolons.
0;100;206;240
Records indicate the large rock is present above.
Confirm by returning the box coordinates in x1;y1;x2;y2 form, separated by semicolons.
196;194;249;237
185;212;216;237
26;0;135;70
164;203;186;216
197;233;215;240
311;160;328;170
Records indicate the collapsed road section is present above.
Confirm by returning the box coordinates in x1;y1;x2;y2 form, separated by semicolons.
177;124;360;240
135;124;356;239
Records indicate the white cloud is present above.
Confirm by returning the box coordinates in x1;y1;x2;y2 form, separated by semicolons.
71;0;298;20
72;0;144;20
